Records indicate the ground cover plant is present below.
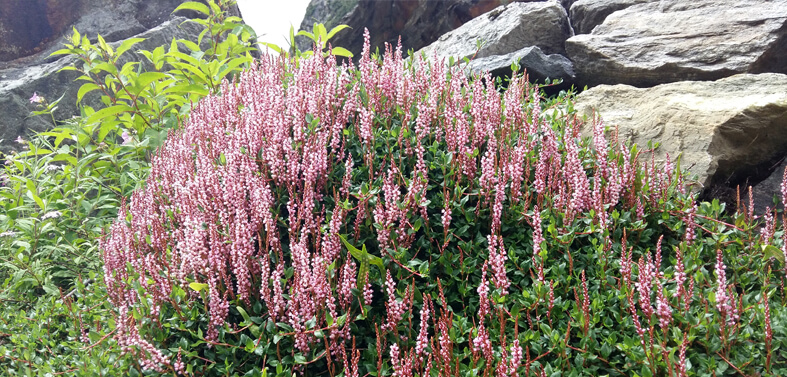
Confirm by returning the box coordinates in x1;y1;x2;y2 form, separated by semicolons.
98;29;787;377
0;1;785;376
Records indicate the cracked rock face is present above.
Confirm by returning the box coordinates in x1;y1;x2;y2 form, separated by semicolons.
565;0;787;88
574;73;787;191
568;0;653;35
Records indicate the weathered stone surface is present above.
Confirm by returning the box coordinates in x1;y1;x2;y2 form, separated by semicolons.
418;2;573;61
0;18;204;154
569;0;653;35
466;46;575;87
573;74;787;190
565;0;787;87
298;0;535;58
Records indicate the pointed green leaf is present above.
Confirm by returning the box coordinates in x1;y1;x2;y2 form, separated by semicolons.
173;1;210;16
115;37;145;57
326;25;350;41
76;83;99;104
84;104;133;125
189;282;208;292
763;245;785;264
237;306;251;323
330;47;354;58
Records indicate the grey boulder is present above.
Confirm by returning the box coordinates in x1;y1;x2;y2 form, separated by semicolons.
466;46;575;87
566;0;787;87
569;0;654;35
418;2;574;61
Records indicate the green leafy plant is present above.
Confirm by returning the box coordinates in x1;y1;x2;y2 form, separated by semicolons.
263;23;353;59
0;1;260;374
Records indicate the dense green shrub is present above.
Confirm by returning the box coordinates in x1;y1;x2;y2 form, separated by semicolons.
100;30;787;377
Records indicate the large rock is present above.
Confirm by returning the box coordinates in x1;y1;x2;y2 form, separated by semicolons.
298;0;527;58
0;18;205;153
573;74;787;192
569;0;653;35
466;46;575;87
418;2;573;61
565;0;787;88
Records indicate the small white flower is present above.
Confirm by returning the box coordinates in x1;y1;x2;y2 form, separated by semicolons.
0;231;17;237
41;211;62;220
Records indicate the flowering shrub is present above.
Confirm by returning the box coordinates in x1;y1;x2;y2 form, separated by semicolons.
102;32;786;376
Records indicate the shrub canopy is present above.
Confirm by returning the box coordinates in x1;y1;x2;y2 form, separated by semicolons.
102;31;787;376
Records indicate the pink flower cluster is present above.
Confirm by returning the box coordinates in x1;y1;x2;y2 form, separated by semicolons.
714;249;739;327
384;270;409;332
100;26;651;371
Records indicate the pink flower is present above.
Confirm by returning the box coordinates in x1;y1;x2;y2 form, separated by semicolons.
477;262;490;318
656;285;672;330
29;92;44;104
415;296;430;358
384;270;408;332
472;324;493;361
509;338;523;376
121;130;133;145
362;270;373;307
487;234;509;295
715;249;739;327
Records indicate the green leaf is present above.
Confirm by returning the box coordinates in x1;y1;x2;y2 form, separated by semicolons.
173;1;210;16
261;42;284;55
71;28;81;46
296;30;315;41
763;245;785;264
326;25;351;41
207;0;221;16
330;47;354;58
131;72;169;95
97;34;113;56
115;37;145;57
76;83;99;104
189;282;208;292
339;234;385;277
85;104;133;125
237;306;251;323
216;56;252;81
26;190;45;211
